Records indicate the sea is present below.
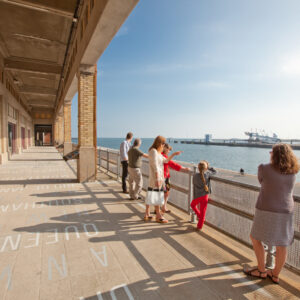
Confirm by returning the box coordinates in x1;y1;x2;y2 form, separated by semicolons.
72;137;300;182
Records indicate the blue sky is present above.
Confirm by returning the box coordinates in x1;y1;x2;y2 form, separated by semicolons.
72;0;300;139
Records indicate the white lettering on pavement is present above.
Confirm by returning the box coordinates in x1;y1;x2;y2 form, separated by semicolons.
83;223;99;237
48;254;67;280
0;265;12;290
65;225;80;240
0;235;21;252
110;284;134;300
45;229;59;245
90;246;108;267
24;232;40;248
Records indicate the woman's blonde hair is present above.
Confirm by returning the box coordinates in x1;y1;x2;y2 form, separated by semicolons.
149;136;166;151
271;143;300;174
198;161;209;192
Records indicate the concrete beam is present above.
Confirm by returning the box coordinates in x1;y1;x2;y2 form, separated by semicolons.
81;0;139;65
64;75;77;104
0;34;9;57
0;0;76;19
19;85;57;96
4;57;62;75
28;99;55;107
56;0;139;113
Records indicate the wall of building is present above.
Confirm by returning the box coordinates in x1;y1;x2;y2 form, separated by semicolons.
0;56;34;164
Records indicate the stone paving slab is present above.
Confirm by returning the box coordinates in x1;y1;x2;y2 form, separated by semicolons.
0;147;299;300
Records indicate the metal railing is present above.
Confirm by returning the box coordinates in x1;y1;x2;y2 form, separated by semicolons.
97;146;300;273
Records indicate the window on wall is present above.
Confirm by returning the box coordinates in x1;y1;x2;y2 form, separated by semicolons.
8;104;17;120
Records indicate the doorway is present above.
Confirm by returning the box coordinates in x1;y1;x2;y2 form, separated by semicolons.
21;127;26;149
8;123;16;153
35;125;52;146
28;129;31;147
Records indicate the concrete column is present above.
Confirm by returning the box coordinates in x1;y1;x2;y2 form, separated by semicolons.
52;120;55;146
15;110;21;154
56;119;59;145
57;118;60;145
77;64;97;182
57;115;64;145
0;97;8;163
0;96;7;164
57;117;60;145
53;119;56;145
24;119;28;149
61;116;64;145
31;124;34;146
0;96;3;161
63;103;72;156
53;119;58;145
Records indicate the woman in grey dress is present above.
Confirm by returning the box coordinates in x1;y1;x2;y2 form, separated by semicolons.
244;143;299;284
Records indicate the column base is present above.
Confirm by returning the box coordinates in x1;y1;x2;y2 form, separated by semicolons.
63;142;73;156
15;147;21;154
77;146;96;183
0;152;8;164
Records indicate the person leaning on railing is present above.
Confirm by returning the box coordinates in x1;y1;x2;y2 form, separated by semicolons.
243;143;300;284
190;160;216;230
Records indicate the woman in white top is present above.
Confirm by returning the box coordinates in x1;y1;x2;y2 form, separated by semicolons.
145;136;181;223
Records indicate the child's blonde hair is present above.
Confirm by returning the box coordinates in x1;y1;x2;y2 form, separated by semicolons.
163;143;172;154
198;161;209;192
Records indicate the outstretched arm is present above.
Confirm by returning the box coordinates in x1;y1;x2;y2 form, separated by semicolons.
165;151;182;163
208;167;217;175
168;160;190;173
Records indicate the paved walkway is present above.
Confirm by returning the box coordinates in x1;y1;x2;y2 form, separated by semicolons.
0;147;299;300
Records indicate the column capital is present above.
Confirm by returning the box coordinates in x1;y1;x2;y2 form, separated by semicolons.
64;99;72;106
78;64;96;75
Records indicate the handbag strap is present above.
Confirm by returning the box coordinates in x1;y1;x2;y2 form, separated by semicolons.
148;187;164;192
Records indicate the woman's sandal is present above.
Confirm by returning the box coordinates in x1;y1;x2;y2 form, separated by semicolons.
156;218;168;224
243;266;267;279
161;209;171;213
143;216;153;222
267;270;280;284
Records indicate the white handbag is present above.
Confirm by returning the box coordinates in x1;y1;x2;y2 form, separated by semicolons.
145;188;164;206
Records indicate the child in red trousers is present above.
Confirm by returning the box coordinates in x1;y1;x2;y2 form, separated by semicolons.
191;161;216;230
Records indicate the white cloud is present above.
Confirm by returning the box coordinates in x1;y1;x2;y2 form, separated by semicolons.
243;53;300;81
280;54;300;76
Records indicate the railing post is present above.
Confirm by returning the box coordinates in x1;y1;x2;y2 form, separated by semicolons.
190;165;197;223
117;152;120;181
98;148;101;167
106;149;109;173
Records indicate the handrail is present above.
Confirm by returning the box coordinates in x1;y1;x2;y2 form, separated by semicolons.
98;146;300;201
97;146;300;273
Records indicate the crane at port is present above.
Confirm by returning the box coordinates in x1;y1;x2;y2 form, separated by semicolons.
244;130;280;144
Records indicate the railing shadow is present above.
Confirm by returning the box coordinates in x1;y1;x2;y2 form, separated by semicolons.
12;184;300;299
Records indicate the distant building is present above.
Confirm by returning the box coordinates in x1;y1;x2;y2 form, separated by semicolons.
205;134;212;143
